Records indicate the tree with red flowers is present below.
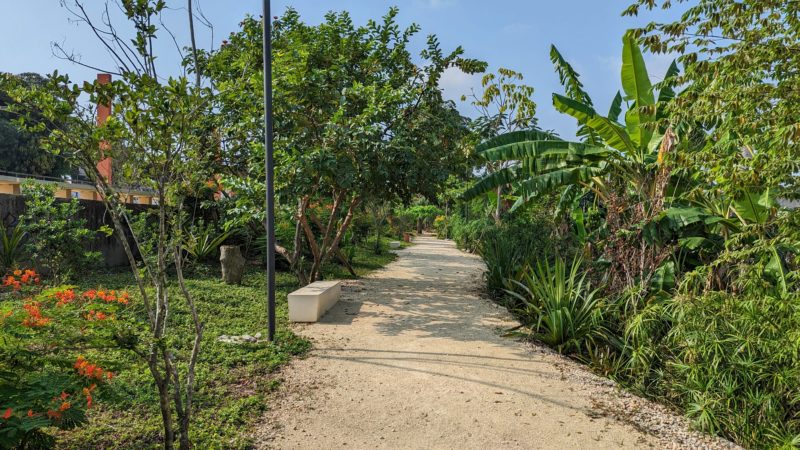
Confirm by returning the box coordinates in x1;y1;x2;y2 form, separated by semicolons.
1;2;212;448
0;269;130;448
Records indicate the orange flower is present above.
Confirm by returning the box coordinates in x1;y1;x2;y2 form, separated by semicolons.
117;292;130;305
22;302;50;327
85;310;112;321
99;290;117;303
74;356;112;380
46;409;61;420
83;384;97;409
60;392;69;401
2;408;11;420
12;270;21;276
27;410;34;417
54;289;76;307
58;402;71;412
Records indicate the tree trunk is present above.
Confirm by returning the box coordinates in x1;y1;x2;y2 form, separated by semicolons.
374;222;382;254
299;205;322;282
334;247;357;277
309;196;361;281
148;359;175;450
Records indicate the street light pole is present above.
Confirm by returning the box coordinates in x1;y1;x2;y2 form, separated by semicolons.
262;0;276;342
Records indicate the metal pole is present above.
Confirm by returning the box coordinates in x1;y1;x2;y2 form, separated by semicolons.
262;0;276;342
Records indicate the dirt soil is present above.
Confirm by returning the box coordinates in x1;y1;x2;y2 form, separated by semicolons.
254;236;738;450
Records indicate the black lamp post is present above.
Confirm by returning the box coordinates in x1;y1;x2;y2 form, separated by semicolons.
262;0;276;342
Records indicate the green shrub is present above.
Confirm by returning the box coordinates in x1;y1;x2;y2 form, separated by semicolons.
433;215;448;239
450;216;492;252
182;221;233;262
18;182;100;280
653;290;800;447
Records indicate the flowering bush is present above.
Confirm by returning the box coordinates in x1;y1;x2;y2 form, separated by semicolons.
0;269;133;448
433;215;448;239
2;269;40;294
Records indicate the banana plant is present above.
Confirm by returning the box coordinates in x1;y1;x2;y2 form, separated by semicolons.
463;33;680;209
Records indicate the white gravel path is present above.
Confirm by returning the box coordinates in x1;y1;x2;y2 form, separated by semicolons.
255;236;738;450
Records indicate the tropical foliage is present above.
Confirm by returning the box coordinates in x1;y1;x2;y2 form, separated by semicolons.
17;182;101;281
459;19;800;448
506;256;605;354
2;0;799;448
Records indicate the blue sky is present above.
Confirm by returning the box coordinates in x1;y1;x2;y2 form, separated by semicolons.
0;0;681;138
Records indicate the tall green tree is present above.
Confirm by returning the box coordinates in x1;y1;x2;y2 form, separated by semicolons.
463;68;538;221
0;73;69;177
624;0;799;295
2;2;216;448
203;8;485;282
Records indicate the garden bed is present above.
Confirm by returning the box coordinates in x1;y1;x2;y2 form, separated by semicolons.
52;242;397;449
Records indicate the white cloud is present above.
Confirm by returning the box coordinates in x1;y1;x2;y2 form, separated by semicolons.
413;0;457;9
438;67;482;105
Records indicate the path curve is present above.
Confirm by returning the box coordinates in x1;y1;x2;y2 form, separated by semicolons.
256;236;736;450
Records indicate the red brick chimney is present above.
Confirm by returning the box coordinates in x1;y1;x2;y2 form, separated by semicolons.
96;73;112;185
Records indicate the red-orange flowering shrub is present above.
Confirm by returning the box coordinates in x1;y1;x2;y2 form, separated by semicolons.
21;302;50;327
0;269;133;447
2;269;40;293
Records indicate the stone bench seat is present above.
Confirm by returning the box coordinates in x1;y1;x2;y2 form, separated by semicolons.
288;280;342;322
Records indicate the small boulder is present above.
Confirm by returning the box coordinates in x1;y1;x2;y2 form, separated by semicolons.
220;245;245;285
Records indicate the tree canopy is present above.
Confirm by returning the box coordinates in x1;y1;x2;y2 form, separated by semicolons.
0;72;69;177
202;8;486;281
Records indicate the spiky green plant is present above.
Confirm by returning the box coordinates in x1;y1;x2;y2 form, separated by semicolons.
0;223;26;271
182;224;233;262
505;256;605;354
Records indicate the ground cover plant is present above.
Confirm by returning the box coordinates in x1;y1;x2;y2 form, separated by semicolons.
0;235;397;449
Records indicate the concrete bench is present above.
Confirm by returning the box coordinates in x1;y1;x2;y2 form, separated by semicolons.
288;280;342;322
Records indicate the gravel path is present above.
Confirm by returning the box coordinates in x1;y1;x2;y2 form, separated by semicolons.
255;236;737;449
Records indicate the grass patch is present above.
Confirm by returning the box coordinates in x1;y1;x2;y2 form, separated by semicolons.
54;240;398;449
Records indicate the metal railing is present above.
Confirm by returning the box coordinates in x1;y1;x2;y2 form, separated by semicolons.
0;169;155;195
